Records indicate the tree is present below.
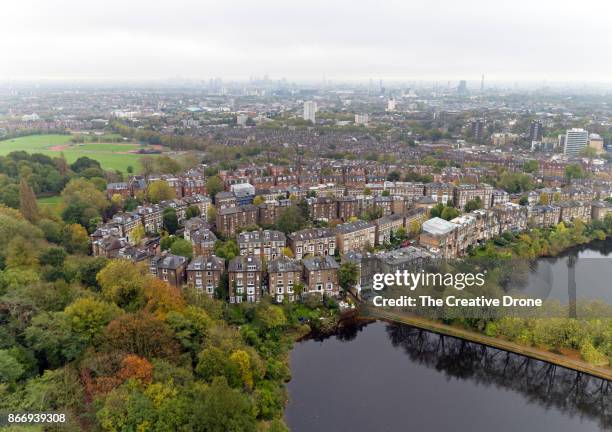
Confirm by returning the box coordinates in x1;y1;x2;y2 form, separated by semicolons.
275;206;306;234
464;197;483;212
117;354;153;383
170;238;194;259
361;206;383;221
163;208;179;234
0;349;25;383
6;236;39;269
143;277;186;318
64;298;120;341
147;180;175;203
565;163;586;181
386;171;401;181
206;175;224;200
191;376;256;432
103;312;180;360
131;224;145;244
39;246;67;267
61;223;89;254
253;196;265;206
579;146;597;158
19;178;39;223
185;205;201;219
338;262;359;292
97;260;146;310
60;178;110;228
140;156;156;176
155;155;182;174
207;204;217;224
523;160;539;173
70;156;102;173
214;240;239;260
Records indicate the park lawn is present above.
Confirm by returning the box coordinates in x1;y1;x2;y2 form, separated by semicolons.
0;134;155;173
59;149;145;173
37;195;63;215
0;134;72;153
37;196;62;205
77;143;142;152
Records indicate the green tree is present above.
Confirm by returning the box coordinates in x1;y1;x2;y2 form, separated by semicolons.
163;208;179;234
338;262;359;292
464;197;483;212
275;206;306;234
64;298;120;341
97;260;146;310
147;180;175;203
170;238;194;259
191;376;256;432
206;175;224;200
0;349;25;383
186;205;201;219
565;163;586;181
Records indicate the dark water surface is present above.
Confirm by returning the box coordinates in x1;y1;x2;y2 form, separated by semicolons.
286;321;611;432
286;240;612;432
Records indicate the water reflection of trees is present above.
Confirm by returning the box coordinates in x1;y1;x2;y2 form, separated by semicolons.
386;323;612;430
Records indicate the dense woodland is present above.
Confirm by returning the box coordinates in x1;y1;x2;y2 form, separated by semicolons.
0;199;347;431
0;151;343;431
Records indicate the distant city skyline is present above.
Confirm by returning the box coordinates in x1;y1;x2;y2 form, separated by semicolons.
2;0;612;83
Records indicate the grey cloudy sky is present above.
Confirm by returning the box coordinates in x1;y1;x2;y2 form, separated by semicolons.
2;0;611;82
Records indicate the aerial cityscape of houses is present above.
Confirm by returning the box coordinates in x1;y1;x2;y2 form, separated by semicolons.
3;80;612;303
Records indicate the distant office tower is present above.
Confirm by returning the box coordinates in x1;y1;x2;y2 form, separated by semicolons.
386;98;396;112
563;128;589;156
529;120;543;142
458;80;468;95
355;114;369;125
470;118;485;143
480;75;485;93
303;101;317;123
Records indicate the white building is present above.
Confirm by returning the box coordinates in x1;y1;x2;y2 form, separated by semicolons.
563;128;589;156
386;98;396;112
237;114;248;126
303;101;317;123
355;113;369;125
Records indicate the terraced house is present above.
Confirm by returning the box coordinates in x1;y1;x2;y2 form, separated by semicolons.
238;229;286;262
186;255;225;296
288;228;336;259
302;256;340;298
268;257;302;303
149;254;188;287
228;255;263;303
216;204;258;236
335;220;376;254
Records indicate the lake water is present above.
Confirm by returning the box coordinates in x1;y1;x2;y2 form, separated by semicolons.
286;240;612;432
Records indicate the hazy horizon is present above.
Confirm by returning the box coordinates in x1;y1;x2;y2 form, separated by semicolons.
2;0;611;83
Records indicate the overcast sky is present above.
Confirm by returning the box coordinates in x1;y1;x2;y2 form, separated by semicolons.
2;0;611;83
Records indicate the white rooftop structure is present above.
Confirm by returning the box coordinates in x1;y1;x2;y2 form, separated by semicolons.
422;217;457;236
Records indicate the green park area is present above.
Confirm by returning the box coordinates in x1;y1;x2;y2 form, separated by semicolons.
0;134;159;173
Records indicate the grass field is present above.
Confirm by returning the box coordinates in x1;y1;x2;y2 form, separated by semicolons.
37;195;63;215
0;134;158;173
